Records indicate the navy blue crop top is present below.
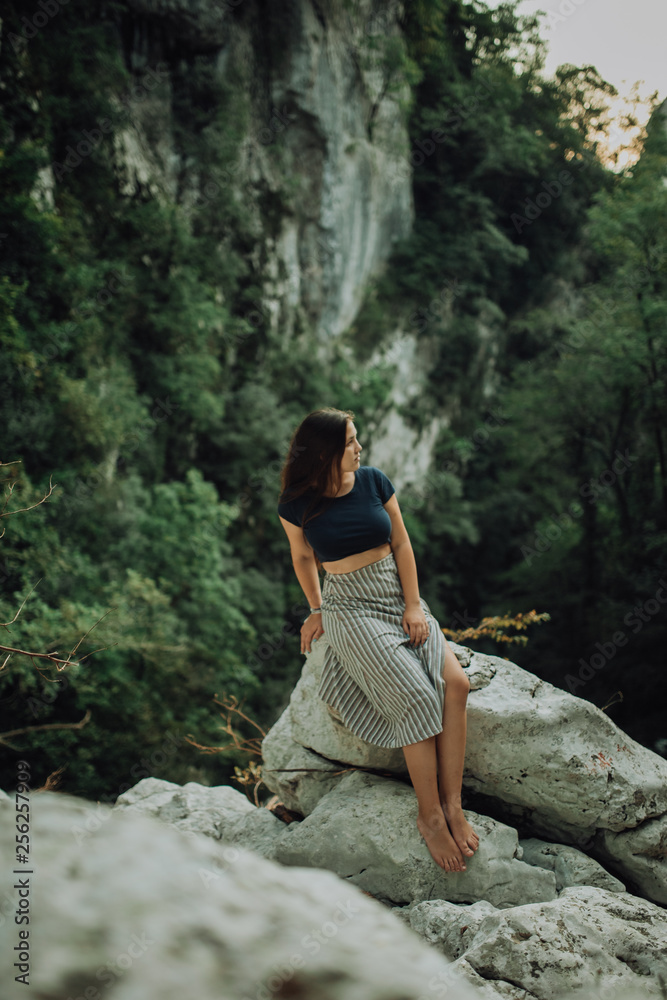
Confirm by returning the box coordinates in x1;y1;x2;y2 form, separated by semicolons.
277;465;396;562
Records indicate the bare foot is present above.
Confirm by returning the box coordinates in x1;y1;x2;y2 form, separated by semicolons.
416;809;467;872
441;801;479;858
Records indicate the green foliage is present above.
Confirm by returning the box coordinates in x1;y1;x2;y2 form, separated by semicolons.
1;0;664;801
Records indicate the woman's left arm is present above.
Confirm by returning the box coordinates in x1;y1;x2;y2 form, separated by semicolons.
384;495;430;646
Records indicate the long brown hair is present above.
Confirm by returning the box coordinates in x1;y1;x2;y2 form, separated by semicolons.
279;406;355;534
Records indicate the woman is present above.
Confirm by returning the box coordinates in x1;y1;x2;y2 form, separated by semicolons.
277;407;479;872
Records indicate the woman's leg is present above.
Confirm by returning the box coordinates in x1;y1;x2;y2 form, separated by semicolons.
402;736;467;871
436;639;479;857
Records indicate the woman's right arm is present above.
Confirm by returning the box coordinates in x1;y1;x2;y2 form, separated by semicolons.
278;516;325;653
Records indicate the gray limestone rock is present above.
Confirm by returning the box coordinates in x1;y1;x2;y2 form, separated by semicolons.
261;703;345;815
519;836;626;893
273;770;557;908
407;899;499;960
113;776;287;858
267;636;667;904
0;790;480;1000
462;645;667;903
446;886;667;1000
405;887;667;999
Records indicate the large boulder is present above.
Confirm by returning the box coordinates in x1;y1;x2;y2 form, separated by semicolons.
261;704;345;815
289;635;408;772
0;790;480;1000
273;770;557;908
461;645;667;903
403;886;667;1000
113;776;286;858
264;638;667;903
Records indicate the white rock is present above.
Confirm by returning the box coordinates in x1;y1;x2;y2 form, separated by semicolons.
0;791;480;1000
270;637;667;903
273;770;557;908
288;636;409;772
595;814;667;906
441;886;667;1000
405;887;667;998
519;837;626;892
261;703;344;815
114;777;286;858
407;899;499;959
462;645;667;902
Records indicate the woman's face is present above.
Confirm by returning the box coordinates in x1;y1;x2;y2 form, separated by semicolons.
340;419;362;473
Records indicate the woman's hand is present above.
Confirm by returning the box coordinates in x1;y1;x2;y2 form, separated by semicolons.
402;604;430;646
301;613;325;654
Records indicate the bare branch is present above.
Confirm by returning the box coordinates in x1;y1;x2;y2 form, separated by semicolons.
77;641;118;664
0;708;92;747
0;476;55;538
34;765;67;792
0;579;42;629
1;606;116;671
69;607;117;659
0;644;81;668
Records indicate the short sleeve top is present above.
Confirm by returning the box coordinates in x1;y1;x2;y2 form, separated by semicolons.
277;465;396;563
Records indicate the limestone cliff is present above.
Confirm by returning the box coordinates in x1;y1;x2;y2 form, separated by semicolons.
104;0;463;486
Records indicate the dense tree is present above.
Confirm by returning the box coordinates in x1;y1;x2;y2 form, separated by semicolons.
1;0;664;800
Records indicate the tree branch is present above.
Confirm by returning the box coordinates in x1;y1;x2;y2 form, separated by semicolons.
0;708;92;748
0;473;55;539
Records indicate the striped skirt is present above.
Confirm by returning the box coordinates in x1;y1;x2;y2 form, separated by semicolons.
317;551;447;748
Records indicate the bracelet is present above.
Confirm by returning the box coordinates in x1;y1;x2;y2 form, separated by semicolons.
309;606;322;614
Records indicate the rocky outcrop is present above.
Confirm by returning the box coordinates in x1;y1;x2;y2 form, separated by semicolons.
518;837;626;893
111;0;462;487
114;775;286;857
122;0;413;343
272;770;557;908
401;887;667;1000
0;790;480;1000
110;774;666;999
113;773;557;908
263;637;667;904
259;706;344;816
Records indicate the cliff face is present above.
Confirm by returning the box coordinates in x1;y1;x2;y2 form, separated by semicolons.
118;0;412;335
103;0;465;485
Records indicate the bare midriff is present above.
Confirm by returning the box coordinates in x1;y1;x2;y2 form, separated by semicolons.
321;541;392;575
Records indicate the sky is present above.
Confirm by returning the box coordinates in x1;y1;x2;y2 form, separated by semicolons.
480;0;667;166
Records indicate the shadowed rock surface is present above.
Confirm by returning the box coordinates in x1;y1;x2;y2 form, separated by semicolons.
0;790;480;1000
